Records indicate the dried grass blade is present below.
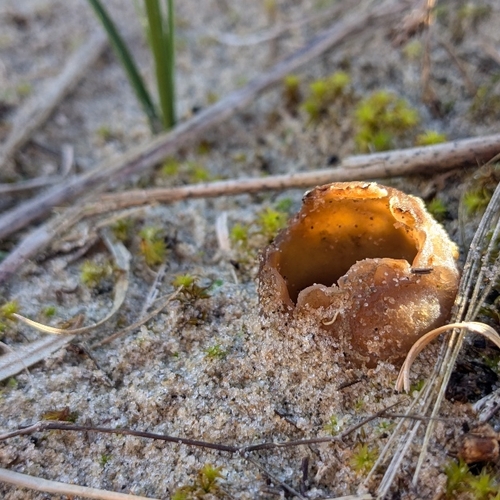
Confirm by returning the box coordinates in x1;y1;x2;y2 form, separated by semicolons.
0;232;130;380
0;467;157;500
377;180;500;496
11;231;130;335
396;322;500;392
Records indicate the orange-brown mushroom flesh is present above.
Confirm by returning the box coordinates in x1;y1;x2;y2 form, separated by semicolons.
259;182;459;367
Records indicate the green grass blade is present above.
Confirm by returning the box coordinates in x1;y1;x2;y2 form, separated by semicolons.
144;0;175;130
87;0;161;133
166;0;176;126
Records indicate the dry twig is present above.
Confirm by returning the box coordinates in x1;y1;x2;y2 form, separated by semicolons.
1;134;499;286
0;405;398;498
96;134;500;208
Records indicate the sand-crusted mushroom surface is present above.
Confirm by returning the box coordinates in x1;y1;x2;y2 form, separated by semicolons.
259;182;460;366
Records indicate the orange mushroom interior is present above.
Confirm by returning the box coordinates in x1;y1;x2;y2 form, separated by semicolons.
273;197;419;303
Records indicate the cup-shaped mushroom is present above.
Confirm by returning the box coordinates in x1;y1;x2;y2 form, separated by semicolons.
259;182;459;366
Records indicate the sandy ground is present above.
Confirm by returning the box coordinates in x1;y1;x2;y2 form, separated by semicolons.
1;0;500;498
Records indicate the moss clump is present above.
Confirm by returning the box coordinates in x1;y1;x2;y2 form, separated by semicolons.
111;218;134;242
354;90;419;152
42;306;57;318
172;464;223;499
256;207;288;242
470;76;500;121
229;223;249;247
139;227;167;266
80;261;112;289
350;443;378;475
172;274;211;302
302;71;352;121
444;460;499;500
426;198;448;221
204;344;227;359
463;189;492;215
444;459;471;498
461;164;500;216
161;157;181;177
282;74;302;112
0;300;19;321
324;415;345;436
402;40;423;60
159;158;212;184
230;203;290;262
415;130;447;146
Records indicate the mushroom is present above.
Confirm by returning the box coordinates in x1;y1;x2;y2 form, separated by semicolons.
259;182;460;367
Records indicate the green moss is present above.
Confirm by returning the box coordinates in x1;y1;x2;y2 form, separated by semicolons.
415;130;447;146
16;82;32;98
470;76;500;121
426;198;448;221
95;124;114;142
161;157;181;177
350;443;378;475
6;377;18;390
354;90;419;152
42;306;57;318
457;4;492;27
186;162;211;183
139;227;167;266
444;460;500;499
204;344;227;359
229;223;249;246
462;164;500;218
274;197;293;213
230;203;289;266
80;261;112;288
232;152;247;163
172;464;223;499
468;469;498;500
282;74;302;112
410;378;426;393
256;207;287;242
402;40;423;60
172;274;195;289
99;454;112;467
444;459;471;498
324;415;344;436
111;218;134;242
376;420;395;435
205;90;219;104
160;159;212;184
0;300;19;320
463;189;493;215
172;274;211;301
302;71;351;121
